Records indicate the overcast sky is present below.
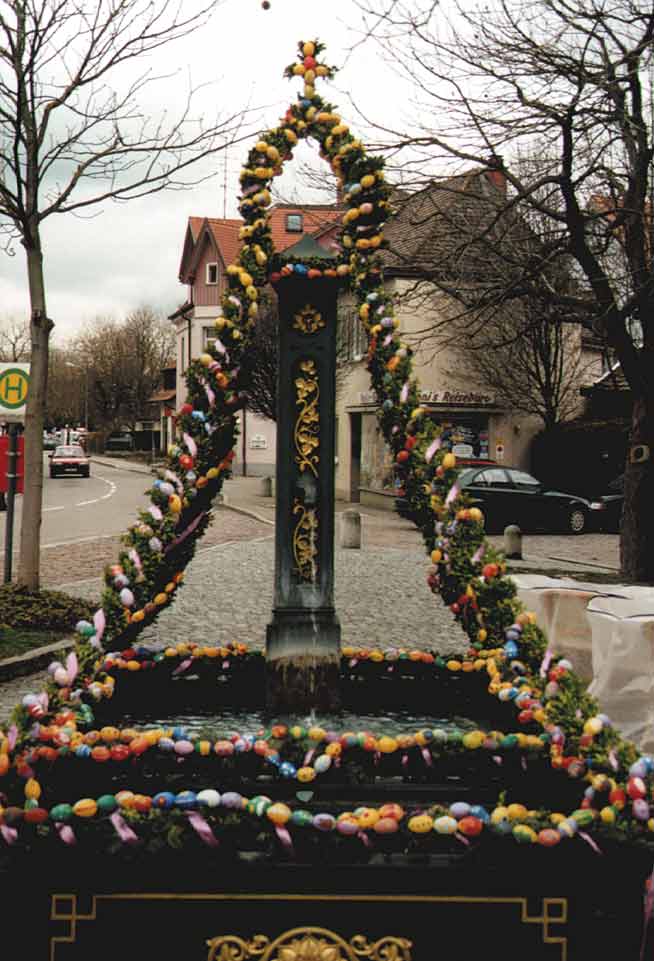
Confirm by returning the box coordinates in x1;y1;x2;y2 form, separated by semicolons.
0;0;417;345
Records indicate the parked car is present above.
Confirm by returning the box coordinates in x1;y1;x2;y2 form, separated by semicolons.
105;431;134;452
458;466;602;534
594;475;624;533
42;432;57;451
49;444;90;478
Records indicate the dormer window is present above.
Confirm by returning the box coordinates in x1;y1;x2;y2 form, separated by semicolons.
286;213;303;232
206;262;219;285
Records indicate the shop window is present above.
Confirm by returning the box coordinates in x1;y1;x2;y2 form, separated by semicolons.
436;416;490;461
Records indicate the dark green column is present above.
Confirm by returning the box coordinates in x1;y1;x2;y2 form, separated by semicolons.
266;274;341;714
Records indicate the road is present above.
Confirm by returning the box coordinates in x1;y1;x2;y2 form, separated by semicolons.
0;454;151;550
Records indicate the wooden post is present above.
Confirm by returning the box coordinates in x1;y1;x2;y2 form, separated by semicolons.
266;274;341;713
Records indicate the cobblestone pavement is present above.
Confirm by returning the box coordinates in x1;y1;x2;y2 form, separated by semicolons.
0;484;620;723
0;509;272;589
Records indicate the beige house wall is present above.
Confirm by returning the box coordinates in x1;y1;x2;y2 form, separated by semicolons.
334;277;597;503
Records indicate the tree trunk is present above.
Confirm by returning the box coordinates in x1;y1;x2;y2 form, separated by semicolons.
620;393;654;583
17;240;52;590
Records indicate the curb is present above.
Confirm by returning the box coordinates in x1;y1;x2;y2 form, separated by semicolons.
0;636;75;683
216;501;275;528
91;457;156;476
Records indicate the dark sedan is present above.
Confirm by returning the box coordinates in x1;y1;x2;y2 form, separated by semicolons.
49;444;90;478
458;466;602;535
595;475;624;533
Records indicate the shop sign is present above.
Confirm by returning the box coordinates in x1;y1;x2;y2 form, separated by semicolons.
357;389;495;406
250;434;268;450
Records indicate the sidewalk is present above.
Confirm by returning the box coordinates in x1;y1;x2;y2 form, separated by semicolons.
93;456;621;577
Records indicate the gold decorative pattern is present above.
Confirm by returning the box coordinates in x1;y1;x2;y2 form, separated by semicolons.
49;893;569;961
292;498;318;582
294;359;319;476
207;927;412;961
293;304;325;334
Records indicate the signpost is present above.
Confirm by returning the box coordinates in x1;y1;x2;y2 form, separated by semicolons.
0;362;30;583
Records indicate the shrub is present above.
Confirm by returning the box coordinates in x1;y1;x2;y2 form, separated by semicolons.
0;585;95;632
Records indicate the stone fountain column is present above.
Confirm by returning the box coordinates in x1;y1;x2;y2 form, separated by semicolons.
266;255;342;714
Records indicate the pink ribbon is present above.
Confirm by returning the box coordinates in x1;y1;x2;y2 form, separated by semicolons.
425;437;441;464
493;755;503;766
172;658;193;676
357;830;371;848
8;725;17;751
0;824;17;845
128;548;144;580
165;469;184;493
93;608;106;646
65;651;78;685
421;747;433;767
164;511;207;555
579;831;602;855
56;822;76;846
400;381;409;405
455;833;471;846
445;482;460;507
275;825;294;855
212;338;227;356
182;432;198;459
110;811;140;845
187;811;219;847
539;649;553;678
202;379;216;408
303;749;315;766
471;544;484;564
608;749;619;771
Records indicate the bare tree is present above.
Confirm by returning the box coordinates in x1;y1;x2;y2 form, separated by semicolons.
355;0;654;580
0;313;29;360
0;0;247;588
74;306;174;430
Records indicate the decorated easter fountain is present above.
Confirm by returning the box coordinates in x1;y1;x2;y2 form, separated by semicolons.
1;40;654;961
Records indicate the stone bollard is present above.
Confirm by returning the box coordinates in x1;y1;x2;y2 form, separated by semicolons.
259;476;274;497
504;524;522;559
340;509;361;549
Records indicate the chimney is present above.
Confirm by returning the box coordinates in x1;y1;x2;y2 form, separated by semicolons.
486;153;506;195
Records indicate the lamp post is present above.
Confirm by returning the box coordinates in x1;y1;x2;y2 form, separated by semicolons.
65;361;89;432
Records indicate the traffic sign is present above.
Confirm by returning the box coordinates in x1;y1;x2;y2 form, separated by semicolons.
0;363;30;421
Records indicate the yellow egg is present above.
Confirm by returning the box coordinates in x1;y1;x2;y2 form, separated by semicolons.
408;814;434;833
25;778;41;801
297;767;316;783
360;174;375;188
507;803;528;821
442;452;456;470
431;549;442;564
377;736;398;754
600;806;616;825
303;41;315;56
73;798;98;818
154;593;168;606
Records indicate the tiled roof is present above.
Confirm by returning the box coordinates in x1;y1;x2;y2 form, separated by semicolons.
382;170;527;282
181;205;341;280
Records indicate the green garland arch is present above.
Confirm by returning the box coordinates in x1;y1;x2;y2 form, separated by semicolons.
2;40;654;862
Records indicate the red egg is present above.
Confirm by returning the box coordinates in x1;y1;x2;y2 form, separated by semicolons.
537;828;561;847
373;817;399;835
458;816;483;837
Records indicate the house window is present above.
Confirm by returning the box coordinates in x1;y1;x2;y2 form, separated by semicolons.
203;326;217;351
286;213;303;232
206;262;219;285
338;308;367;362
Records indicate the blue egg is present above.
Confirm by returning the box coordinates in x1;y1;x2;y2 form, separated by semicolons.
153;791;175;810
300;98;312;108
174;790;198;810
293;264;308;275
279;761;297;779
382;400;393;411
504;641;518;658
75;744;91;758
172;726;188;741
158;737;175;752
505;629;520;642
470;805;490;823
